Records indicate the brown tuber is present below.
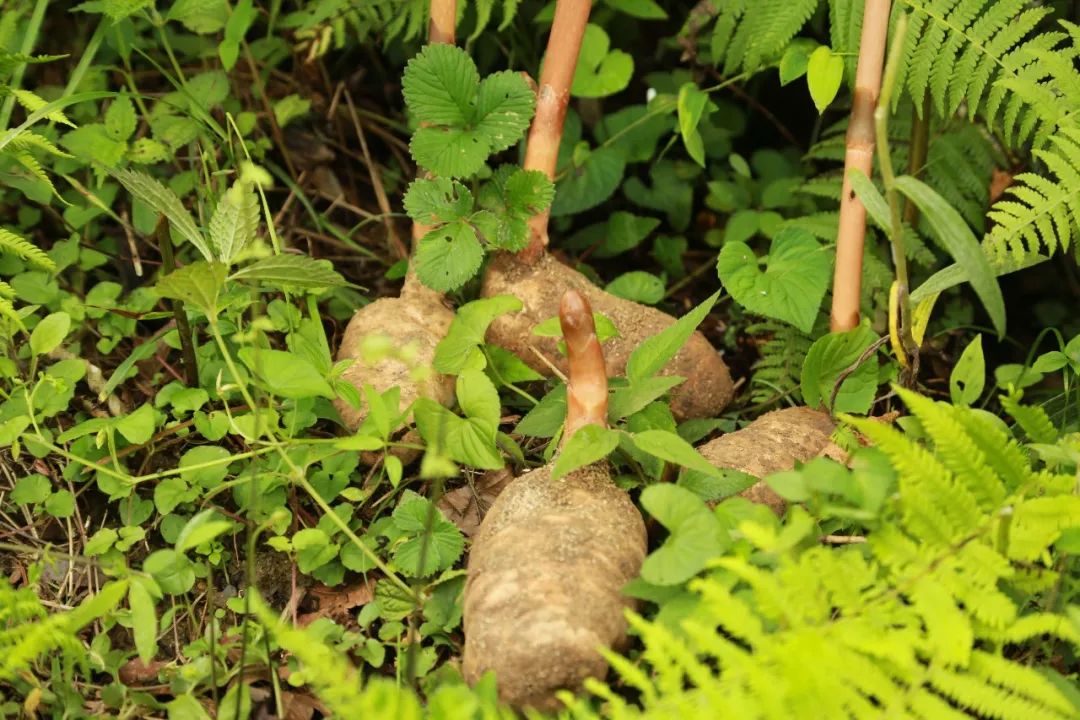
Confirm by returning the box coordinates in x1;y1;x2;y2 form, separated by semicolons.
698;406;837;514
463;290;647;712
479;0;734;421
332;0;457;433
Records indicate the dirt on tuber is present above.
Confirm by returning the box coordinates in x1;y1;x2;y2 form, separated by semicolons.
698;406;837;514
463;290;647;712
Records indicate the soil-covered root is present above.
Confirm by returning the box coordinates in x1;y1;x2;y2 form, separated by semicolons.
698;406;837;514
462;462;647;711
481;253;734;421
333;286;455;432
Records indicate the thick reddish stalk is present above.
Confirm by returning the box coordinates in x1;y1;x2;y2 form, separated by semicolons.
560;290;607;440
519;0;593;264
829;0;892;332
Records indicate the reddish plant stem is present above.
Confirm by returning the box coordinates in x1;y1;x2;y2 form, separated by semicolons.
519;0;593;264
829;0;892;332
560;290;608;440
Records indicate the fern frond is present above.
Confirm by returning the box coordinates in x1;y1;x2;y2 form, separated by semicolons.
985;125;1080;261
12;151;62;201
0;227;56;272
746;319;812;404
1000;391;1059;444
896;0;1053;138
4;88;75;127
710;0;819;75
8;130;72;159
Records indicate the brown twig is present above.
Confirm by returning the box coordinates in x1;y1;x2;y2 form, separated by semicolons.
829;0;893;332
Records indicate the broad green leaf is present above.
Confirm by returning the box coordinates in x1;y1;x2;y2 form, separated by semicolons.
434;295;523;374
219;0;256;70
626;290;720;381
717;227;831;333
116;403;156;444
629;429;721;477
113;169;213;261
609;376;684;421
950;335;985;406
237;348;335;399
516;384;567;437
129;578;158;663
551;425;620;480
293;528;336;573
230;254;347;289
606;271;665;305
273;94;310;128
414;399;504;470
30;311;70;356
571;24;633;98
105;95;137;142
807;46;843;113
44;490;75;518
174;507;232;552
895;176;1006;337
604;0;667;19
550;146;625;217
179;445;232;488
209;182;259;263
639;484;727;585
848;169;890;230
12;474;50;505
155;262;227;317
154;477;192;514
84;528;119;556
457;369;501;431
677;83;710;167
801;325;879;413
911;253;1045;304
168;0;227;33
0;91;114;152
143;549;196;595
414;222;484;292
564;212;659;258
779;40;816;86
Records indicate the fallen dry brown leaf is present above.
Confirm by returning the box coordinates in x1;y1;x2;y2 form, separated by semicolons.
437;469;515;537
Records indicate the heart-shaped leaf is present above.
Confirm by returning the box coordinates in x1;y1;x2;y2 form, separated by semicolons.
639;484;728;585
571;25;633;98
717;227;831;333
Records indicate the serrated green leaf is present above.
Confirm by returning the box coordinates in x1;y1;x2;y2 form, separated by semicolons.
414;222;484;292
105;95;137;142
127;137;171;164
155;261;227;316
209;182;259;263
10;88;75;127
113;168;213;262
230;254;347;289
391;491;465;576
167;0;228;33
516;384;567;437
403;177;474;225
472;70;536;154
717;227;831;333
402;44;480;127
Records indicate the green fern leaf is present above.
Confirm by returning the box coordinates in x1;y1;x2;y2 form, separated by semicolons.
0;227;56;272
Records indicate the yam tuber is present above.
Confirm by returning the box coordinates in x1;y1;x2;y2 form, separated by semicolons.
332;0;457;432
698;406;837;514
480;0;735;421
463;290;647;712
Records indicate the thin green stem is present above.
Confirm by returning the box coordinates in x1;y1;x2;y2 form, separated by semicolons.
0;0;50;130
